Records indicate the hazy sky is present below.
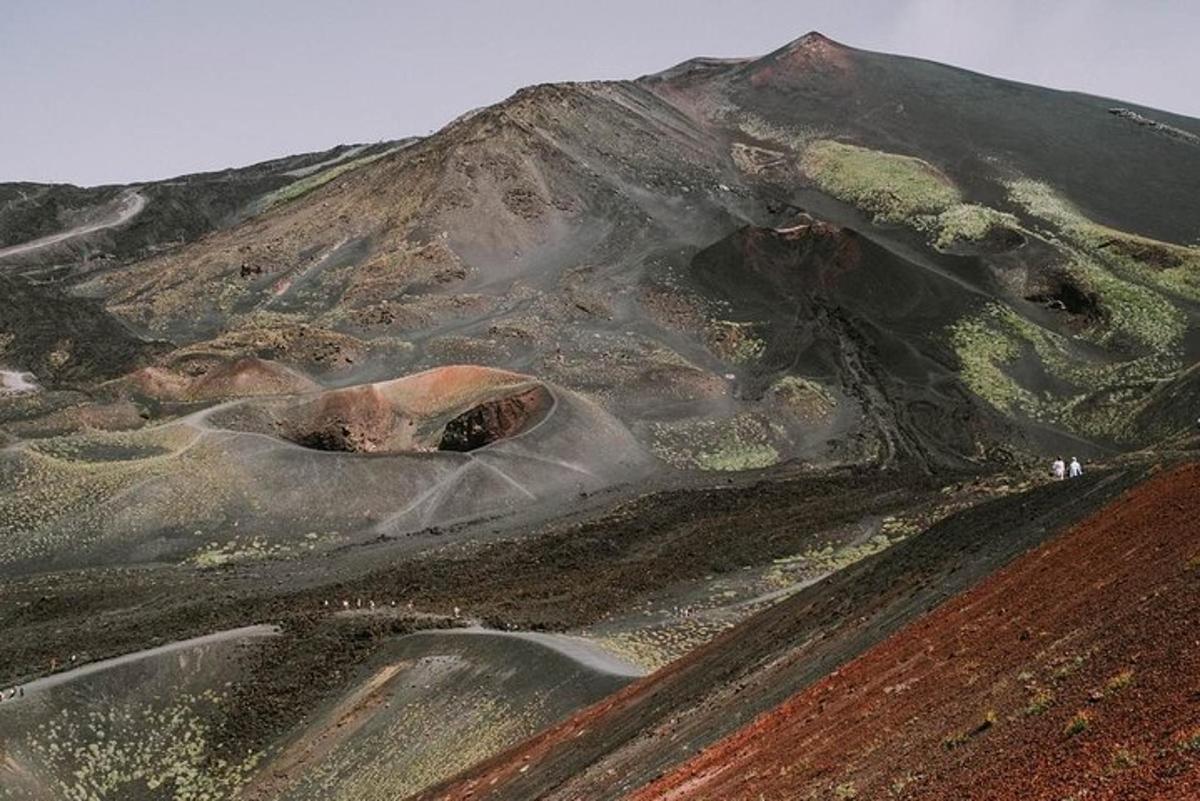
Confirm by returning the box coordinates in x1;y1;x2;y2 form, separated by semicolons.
3;0;1197;186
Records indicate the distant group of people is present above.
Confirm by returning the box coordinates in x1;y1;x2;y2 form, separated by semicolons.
0;686;24;702
326;598;398;611
320;597;461;619
1051;456;1083;481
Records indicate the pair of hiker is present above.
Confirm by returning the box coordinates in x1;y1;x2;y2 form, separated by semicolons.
1052;457;1082;480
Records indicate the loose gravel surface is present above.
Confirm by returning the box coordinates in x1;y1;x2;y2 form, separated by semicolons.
636;463;1200;801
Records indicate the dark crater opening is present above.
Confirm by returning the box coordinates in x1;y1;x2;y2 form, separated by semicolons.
438;386;552;452
981;225;1026;252
1026;274;1102;320
289;422;371;453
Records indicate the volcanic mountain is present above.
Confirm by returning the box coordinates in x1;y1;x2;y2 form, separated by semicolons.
1;29;1199;801
6;32;1200;477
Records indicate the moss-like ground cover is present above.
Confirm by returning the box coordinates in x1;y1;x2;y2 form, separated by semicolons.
257;146;403;212
1009;179;1200;303
800;140;960;224
799;140;1019;250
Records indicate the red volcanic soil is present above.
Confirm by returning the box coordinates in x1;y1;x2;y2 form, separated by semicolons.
411;471;1143;801
747;32;854;89
122;356;319;400
269;365;549;453
375;364;534;417
637;464;1200;801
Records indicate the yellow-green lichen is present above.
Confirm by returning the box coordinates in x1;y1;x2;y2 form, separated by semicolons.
18;690;261;801
769;375;837;421
767;533;899;587
256;146;403;212
948;301;1181;440
926;203;1020;250
650;414;781;472
1008;178;1200;303
801;140;960;224
1067;255;1187;350
708;320;766;364
735;112;826;153
949;311;1036;415
800;140;1020;251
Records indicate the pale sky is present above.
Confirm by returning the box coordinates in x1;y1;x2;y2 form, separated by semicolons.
2;0;1197;186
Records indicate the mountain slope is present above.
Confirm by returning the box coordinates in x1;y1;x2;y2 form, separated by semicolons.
76;33;1200;470
0;141;408;269
2;30;1199;801
410;468;1144;801
636;462;1200;801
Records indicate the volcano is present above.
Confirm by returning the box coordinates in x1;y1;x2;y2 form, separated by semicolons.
2;29;1198;801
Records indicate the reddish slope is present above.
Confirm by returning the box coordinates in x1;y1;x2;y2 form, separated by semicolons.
636;463;1200;801
410;471;1142;801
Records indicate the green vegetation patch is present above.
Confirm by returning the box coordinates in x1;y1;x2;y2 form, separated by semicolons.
800;140;1021;251
256;146;402;212
735;112;826;153
769;375;837;422
926;203;1020;250
801;139;960;224
20;690;261;801
949;309;1036;416
769;533;898;582
1009;178;1200;302
1067;255;1187;351
1025;688;1055;716
190;531;337;568
650;413;781;472
707;319;766;364
1064;710;1092;737
948;300;1181;440
1176;729;1200;753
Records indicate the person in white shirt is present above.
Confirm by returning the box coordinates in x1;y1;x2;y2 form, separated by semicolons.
1068;457;1083;478
1052;458;1066;480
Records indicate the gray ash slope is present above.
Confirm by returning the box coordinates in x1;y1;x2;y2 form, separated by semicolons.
2;31;1199;499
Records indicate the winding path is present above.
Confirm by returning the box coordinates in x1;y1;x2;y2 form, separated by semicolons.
0;624;278;700
0;369;38;394
0;188;146;260
416;625;649;677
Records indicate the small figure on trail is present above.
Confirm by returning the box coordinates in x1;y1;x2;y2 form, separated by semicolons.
1069;457;1083;478
1052;457;1066;481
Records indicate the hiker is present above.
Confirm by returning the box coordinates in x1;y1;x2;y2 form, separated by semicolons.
1069;457;1083;478
1052;457;1066;481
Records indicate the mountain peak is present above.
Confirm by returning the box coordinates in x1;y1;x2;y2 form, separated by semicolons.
782;30;844;50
